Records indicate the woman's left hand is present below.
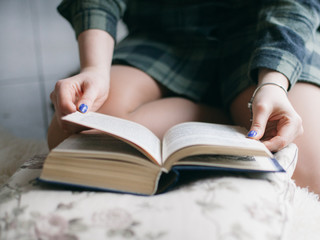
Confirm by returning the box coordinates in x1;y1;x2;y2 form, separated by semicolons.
247;69;304;152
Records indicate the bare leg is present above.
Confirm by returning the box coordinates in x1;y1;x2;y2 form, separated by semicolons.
230;83;320;195
48;117;73;149
48;65;230;148
97;65;231;138
288;83;320;194
116;97;230;139
229;86;255;130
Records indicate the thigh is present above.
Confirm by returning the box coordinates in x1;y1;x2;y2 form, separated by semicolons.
230;82;320;137
288;82;320;149
229;85;256;130
289;83;320;191
97;65;168;116
113;33;221;106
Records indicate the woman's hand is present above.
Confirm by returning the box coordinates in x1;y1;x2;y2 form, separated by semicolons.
50;67;110;131
50;29;114;133
247;69;303;152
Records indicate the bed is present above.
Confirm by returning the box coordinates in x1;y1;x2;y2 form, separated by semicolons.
0;126;319;240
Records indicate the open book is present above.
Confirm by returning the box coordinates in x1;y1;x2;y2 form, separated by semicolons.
39;112;284;195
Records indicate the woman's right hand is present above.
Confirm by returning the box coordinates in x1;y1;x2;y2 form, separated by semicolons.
50;29;115;133
50;66;110;132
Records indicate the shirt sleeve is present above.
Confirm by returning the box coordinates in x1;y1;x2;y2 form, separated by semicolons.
57;0;127;40
249;0;320;89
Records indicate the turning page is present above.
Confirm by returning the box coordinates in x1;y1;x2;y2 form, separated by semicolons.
62;112;162;165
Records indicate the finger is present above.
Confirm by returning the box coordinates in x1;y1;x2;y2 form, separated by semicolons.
50;91;57;110
262;124;292;151
76;82;97;113
262;136;288;152
247;104;271;140
261;121;278;140
262;117;303;152
55;80;77;115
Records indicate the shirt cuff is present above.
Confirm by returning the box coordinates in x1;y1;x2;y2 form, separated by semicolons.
72;9;118;40
249;47;303;90
57;0;121;40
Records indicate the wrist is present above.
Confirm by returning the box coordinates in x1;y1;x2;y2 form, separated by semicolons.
258;68;289;91
80;65;110;73
78;29;114;71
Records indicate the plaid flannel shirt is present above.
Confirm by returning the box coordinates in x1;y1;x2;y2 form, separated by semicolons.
58;0;320;90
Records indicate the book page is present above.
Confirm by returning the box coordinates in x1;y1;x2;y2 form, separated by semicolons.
174;155;281;172
162;122;272;165
62;112;162;165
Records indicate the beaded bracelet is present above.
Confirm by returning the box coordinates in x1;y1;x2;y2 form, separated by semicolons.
247;82;288;121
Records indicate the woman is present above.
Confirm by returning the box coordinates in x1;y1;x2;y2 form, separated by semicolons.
48;0;320;194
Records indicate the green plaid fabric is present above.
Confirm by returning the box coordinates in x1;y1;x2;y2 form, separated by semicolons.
58;0;320;108
112;27;258;108
58;0;127;39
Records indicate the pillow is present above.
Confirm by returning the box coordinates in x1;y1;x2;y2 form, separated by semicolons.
0;144;297;240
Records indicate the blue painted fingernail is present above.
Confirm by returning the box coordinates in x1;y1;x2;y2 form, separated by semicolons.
247;130;257;137
79;103;88;113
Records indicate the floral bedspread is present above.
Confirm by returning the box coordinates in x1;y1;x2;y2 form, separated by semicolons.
0;144;297;240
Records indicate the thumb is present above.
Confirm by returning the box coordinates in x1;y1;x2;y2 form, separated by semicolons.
247;106;270;140
77;84;97;114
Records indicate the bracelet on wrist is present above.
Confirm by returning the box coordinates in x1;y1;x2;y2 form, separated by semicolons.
248;82;288;121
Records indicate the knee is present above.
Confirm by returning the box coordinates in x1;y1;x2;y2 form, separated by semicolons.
96;97;135;119
47;115;71;150
96;65;163;119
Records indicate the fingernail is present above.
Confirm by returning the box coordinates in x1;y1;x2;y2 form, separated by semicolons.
247;130;257;138
79;103;88;113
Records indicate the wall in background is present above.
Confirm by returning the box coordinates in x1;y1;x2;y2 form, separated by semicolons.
0;0;80;140
0;0;128;140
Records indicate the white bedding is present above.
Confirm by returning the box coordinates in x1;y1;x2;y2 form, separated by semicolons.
0;126;320;240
